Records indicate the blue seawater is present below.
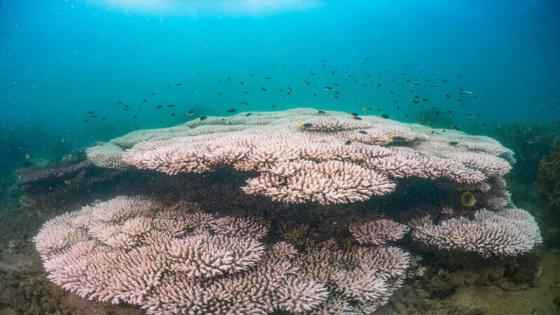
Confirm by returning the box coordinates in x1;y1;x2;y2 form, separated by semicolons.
0;0;559;168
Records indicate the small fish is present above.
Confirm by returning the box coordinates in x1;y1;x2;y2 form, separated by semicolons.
353;116;362;120
287;86;293;95
167;104;175;108
240;101;249;106
151;92;156;96
301;123;314;129
176;83;183;87
227;108;237;113
171;113;176;117
264;76;272;80
156;105;163;109
345;140;352;145
451;125;460;130
412;100;419;104
317;110;325;114
200;116;208;121
422;98;429;102
324;86;333;91
376;83;382;88
261;87;267;92
245;113;252;116
449;141;458;146
351;112;359;117
186;109;195;116
304;80;310;87
87;111;95;114
133;115;138;119
239;81;246;85
381;114;390;119
358;130;368;135
143;98;148;103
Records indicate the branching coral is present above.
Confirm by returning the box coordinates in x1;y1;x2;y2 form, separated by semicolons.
411;208;542;257
348;219;409;246
86;108;515;205
35;196;412;314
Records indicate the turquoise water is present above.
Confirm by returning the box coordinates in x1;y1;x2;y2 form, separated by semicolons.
1;0;559;166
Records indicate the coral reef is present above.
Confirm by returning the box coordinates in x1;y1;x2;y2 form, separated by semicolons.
26;108;549;314
34;196;411;314
86;108;514;206
411;208;542;257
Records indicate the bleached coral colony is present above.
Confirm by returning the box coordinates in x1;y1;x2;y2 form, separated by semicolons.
35;108;541;314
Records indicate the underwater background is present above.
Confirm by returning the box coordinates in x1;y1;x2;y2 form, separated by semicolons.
1;1;560;314
1;0;560;169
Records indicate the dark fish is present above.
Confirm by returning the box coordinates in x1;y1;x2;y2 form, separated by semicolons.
381;114;390;119
200;116;208;121
358;130;368;134
449;141;458;146
261;87;267;92
422;98;429;102
302;123;313;129
133;115;138;119
264;76;272;80
351;112;359;117
287;86;293;95
352;116;362;120
176;83;183;87
239;81;246;85
156;105;163;109
87;111;95;114
324;86;333;91
167;105;176;108
151;92;156;96
451;125;460;130
171;113;176;116
345;140;352;145
376;83;382;87
245;113;252;116
227;108;237;113
412;100;419;104
143;98;148;103
244;91;249;94
187;109;195;116
445;94;451;98
317;110;325;114
304;80;310;87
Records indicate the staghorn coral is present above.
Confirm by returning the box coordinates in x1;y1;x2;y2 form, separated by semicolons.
86;108;515;205
411;208;542;257
35;196;412;314
348;219;409;246
295;241;410;314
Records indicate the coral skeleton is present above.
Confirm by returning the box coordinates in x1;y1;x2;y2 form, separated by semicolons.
34;196;411;314
86;108;515;205
411;208;542;256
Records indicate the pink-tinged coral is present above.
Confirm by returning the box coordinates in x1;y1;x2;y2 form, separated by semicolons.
35;196;413;314
209;216;271;239
348;219;409;246
243;160;396;204
411;208;542;257
295;242;410;314
276;278;329;313
86;108;515;205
